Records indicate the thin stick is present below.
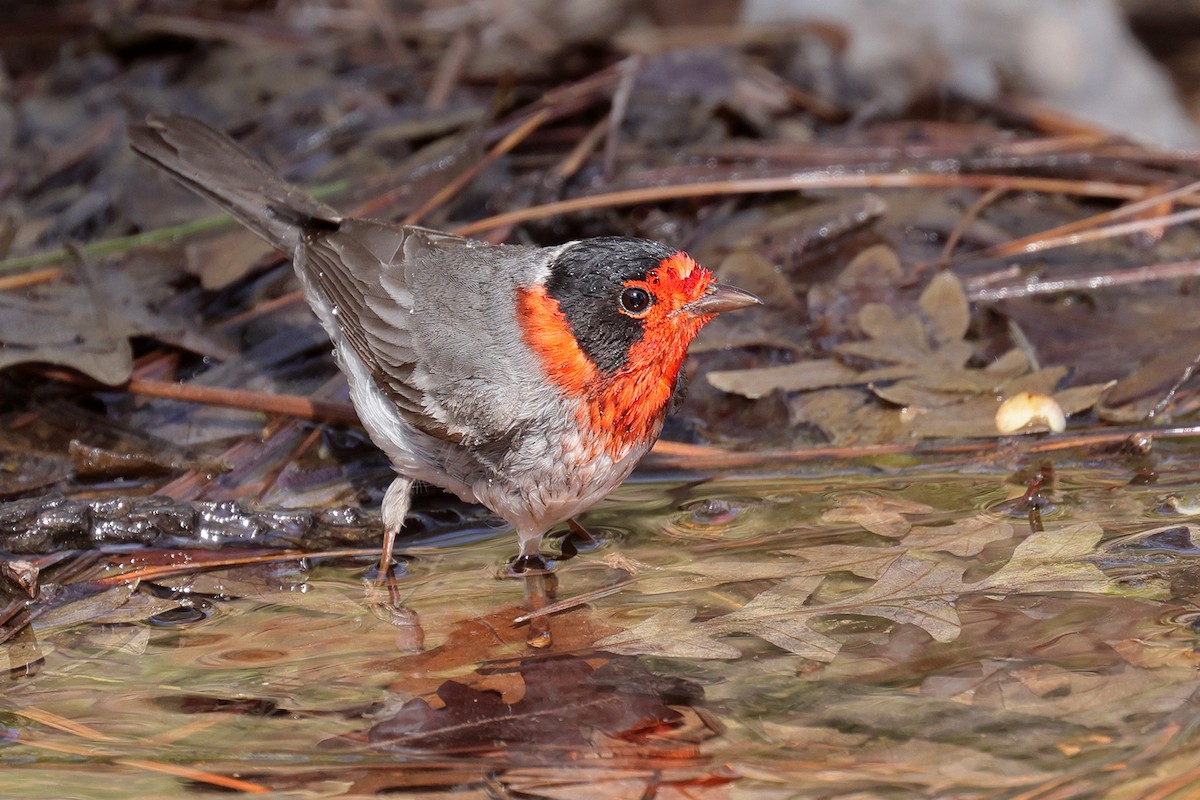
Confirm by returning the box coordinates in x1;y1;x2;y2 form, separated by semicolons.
125;376;358;424
38;368;358;425
933;185;1007;266
0;267;62;291
512;578;637;623
603;55;642;180
425;28;474;111
644;425;1200;470
401;107;553;225
215;288;305;330
968;258;1200;302
92;548;378;587
452;172;1152;237
962;177;1200;262
553;114;611;182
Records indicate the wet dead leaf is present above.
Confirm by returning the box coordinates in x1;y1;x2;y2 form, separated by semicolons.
713;266;1111;442
1102;522;1200;554
788;387;905;443
819;493;934;538
971;661;1200;727
806;553;964;642
387;606;621;702
779;543;909;580
596;606;744;659
32;583;187;630
706;359;859;399
708;575;842;660
920;271;970;345
369;654;704;756
0;281;133;384
977;523;1121;595
707;360;916;399
837;242;904;287
602;523;1130;661
0;252;209;385
905;516;1016;557
185;228;275;290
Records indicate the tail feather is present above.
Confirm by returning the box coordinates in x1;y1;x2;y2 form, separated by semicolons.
128;113;340;252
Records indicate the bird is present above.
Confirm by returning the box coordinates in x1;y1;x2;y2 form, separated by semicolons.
128;113;761;575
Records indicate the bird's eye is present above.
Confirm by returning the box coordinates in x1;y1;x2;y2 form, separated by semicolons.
620;287;652;315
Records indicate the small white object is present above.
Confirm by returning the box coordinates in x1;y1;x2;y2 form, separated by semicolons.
995;391;1066;434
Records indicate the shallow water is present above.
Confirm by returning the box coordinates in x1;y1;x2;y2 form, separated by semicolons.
3;467;1199;798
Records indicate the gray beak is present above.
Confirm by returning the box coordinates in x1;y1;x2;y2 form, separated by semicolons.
682;283;762;316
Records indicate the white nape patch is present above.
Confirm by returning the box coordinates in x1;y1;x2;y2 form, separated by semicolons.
531;242;573;285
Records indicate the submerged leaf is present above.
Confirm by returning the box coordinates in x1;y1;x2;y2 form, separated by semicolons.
705;575;841;660
817;553;963;642
595;607;742;659
369;655;701;754
820;493;934;538
905;517;1015;556
605;519;1127;661
32;584;186;630
979;524;1115;594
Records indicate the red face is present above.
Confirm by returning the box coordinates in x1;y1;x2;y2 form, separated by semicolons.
518;245;751;458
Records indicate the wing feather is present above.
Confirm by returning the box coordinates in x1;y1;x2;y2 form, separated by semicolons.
294;222;556;450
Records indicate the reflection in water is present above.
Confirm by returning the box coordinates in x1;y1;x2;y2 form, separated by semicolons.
2;472;1199;796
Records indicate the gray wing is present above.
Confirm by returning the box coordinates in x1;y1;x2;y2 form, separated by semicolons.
296;220;559;449
129;114;559;457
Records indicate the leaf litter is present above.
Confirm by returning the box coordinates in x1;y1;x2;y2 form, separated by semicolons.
597;510;1142;662
717;248;1115;441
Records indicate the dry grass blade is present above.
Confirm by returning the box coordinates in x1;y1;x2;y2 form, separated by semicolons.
961;177;1200;263
37;367;359;425
91;548;377;587
974;205;1200;265
401;107;553;225
0;267;62;291
511;579;637;623
14;707;117;742
17;723;271;793
453;172;1153;236
969;258;1200;302
933;185;1007;265
114;759;271;794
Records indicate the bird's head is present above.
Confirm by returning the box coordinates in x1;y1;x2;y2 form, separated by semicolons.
518;237;760;456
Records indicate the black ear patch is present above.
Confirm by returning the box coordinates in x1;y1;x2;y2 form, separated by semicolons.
545;237;674;374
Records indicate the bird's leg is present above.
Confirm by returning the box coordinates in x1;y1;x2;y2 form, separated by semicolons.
364;476;424;646
561;517;601;556
512;529;556;647
378;476;413;577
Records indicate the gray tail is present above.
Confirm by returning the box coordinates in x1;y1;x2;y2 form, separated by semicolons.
128;113;340;252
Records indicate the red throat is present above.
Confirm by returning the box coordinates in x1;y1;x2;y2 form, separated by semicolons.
516;255;713;459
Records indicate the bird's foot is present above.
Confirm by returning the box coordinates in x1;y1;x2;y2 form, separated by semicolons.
507;553;556;576
362;566;424;651
364;555;409;584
